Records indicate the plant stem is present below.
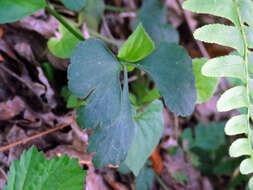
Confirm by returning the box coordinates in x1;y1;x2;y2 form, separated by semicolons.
236;2;253;155
155;174;171;190
89;29;121;47
104;5;134;12
45;5;85;41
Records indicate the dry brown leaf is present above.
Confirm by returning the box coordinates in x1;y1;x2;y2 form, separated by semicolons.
150;146;163;175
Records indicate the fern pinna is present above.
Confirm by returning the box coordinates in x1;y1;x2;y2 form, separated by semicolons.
183;0;253;188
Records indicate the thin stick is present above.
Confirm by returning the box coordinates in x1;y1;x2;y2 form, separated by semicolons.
0;122;72;152
45;5;85;41
155;174;172;190
175;0;210;58
89;29;121;47
104;5;135;13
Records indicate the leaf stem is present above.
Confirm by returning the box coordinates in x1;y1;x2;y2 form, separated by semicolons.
155;174;171;190
45;5;85;41
104;5;135;13
236;2;253;153
88;29;121;47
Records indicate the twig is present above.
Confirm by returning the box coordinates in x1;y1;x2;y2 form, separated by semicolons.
89;29;121;47
0;122;72;152
175;0;210;58
45;5;85;41
155;174;172;190
104;5;135;13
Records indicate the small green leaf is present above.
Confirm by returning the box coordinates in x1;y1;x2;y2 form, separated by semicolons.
80;0;105;31
125;100;164;176
135;167;155;190
225;115;248;136
118;24;154;62
194;24;244;55
172;172;189;183
249;177;253;190
136;42;197;116
3;147;85;190
87;67;135;167
239;0;253;27
139;87;161;105
0;0;46;24
189;122;226;151
240;158;253;174
48;24;81;59
229;138;251;158
68;39;122;129
245;26;253;49
61;0;86;11
193;58;218;103
202;55;246;82
182;0;239;26
133;0;178;45
217;86;248;112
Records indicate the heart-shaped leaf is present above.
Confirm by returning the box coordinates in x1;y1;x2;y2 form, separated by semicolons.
48;24;81;59
118;24;154;62
125;100;164;176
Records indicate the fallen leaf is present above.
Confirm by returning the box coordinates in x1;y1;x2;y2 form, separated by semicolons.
0;27;3;38
150;146;163;174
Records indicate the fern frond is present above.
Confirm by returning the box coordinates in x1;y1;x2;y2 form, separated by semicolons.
183;0;253;188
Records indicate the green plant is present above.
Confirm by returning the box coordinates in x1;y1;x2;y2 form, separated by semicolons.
3;147;86;190
0;0;197;187
183;0;253;188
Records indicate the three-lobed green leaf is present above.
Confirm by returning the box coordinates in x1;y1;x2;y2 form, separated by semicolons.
4;147;85;190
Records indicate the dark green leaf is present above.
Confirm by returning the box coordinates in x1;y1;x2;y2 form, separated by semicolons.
68;38;122;129
87;67;135;167
0;0;46;24
133;0;179;45
4;147;85;190
125;100;164;176
135;167;155;190
61;0;86;11
136;42;197;116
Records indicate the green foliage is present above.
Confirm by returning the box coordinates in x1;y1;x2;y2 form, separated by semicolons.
183;0;253;187
61;0;86;11
0;0;46;24
79;0;105;31
48;24;81;59
4;147;86;190
172;172;189;184
135;43;197;116
125;100;164;176
193;58;218;103
135;167;155;190
133;0;179;45
118;24;154;62
61;86;85;109
68;27;196;169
